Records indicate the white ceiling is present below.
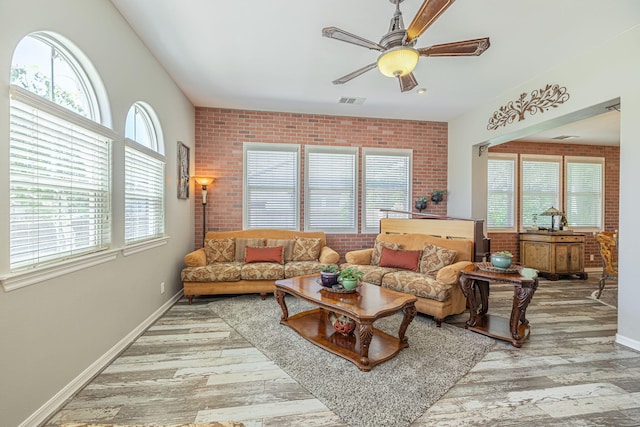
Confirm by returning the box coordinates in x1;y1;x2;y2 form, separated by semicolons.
110;0;637;141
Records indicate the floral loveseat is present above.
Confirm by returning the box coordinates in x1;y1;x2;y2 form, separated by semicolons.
341;233;474;326
181;229;339;303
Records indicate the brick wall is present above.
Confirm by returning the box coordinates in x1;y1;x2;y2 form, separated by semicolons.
488;141;620;269
194;108;449;258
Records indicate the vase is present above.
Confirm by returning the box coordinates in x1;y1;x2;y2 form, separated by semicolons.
431;194;443;204
341;279;358;290
491;254;512;269
415;199;427;212
320;272;339;287
328;311;356;336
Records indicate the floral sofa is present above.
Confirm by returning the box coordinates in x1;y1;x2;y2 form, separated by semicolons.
181;229;340;303
341;233;474;326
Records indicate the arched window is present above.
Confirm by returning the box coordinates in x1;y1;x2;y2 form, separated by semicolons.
124;102;165;244
9;32;113;270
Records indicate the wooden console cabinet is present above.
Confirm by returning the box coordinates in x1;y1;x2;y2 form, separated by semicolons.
519;232;587;280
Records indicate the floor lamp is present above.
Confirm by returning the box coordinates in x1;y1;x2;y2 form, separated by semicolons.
193;176;215;245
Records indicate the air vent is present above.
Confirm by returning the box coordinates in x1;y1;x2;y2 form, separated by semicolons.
338;97;365;105
552;135;579;140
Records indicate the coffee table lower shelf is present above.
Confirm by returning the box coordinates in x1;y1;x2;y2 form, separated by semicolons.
281;307;407;371
466;313;530;348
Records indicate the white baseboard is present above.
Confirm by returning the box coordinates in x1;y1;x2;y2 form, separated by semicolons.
615;333;640;352
20;290;184;427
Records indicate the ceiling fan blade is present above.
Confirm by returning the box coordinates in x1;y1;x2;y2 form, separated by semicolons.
418;37;490;56
322;27;385;51
405;0;455;43
398;73;418;92
332;63;378;85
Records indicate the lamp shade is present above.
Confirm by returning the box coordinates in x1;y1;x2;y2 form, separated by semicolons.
377;47;420;78
540;206;562;216
193;176;215;187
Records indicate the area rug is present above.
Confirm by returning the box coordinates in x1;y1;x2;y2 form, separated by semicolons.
208;296;494;427
589;286;618;308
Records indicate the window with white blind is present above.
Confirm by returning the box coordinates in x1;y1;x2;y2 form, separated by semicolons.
243;143;300;230
565;156;604;229
520;155;562;229
9;33;112;271
487;153;517;230
305;146;357;233
124;102;165;245
362;148;412;234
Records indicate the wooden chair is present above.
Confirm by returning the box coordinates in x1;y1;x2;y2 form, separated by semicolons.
594;231;618;299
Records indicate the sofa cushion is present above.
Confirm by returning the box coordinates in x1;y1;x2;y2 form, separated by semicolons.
340;263;398;286
291;236;321;261
245;246;284;264
235;238;265;261
284;261;324;278
378;247;422;271
419;243;457;275
240;263;284;280
181;262;242;282
205;238;236;264
184;249;206;267
371;240;401;266
382;270;452;302
267;239;294;262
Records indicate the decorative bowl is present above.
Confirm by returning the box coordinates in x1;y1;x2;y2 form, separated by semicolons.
320;272;339;287
341;279;358;290
491;254;513;269
329;311;356;336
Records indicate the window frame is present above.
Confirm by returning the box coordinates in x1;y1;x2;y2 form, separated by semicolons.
304;145;358;233
4;32;115;290
487;153;518;232
124;102;166;247
564;156;604;232
361;147;412;234
519;154;563;232
243;142;300;230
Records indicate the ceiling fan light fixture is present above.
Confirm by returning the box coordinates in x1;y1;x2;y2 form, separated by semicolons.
377;46;419;78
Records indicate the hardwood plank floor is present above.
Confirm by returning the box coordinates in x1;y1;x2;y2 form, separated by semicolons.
44;277;639;427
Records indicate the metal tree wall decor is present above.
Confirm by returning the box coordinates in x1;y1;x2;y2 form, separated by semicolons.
487;84;570;130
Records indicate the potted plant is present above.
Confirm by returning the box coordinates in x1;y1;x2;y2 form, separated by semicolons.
431;189;446;204
320;265;340;287
491;250;513;269
338;267;364;290
414;196;428;212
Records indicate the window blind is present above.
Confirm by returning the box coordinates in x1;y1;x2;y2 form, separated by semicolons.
9;95;112;270
521;156;561;229
305;146;357;232
244;144;299;230
362;149;412;233
566;159;603;228
487;156;516;229
124;144;165;244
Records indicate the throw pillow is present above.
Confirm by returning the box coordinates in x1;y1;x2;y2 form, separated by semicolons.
204;238;236;264
235;238;265;261
419;243;458;275
378;247;422;271
266;239;295;262
291;236;322;261
245;246;284;264
370;240;401;266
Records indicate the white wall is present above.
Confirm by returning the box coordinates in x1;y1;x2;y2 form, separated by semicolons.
448;25;640;350
0;1;196;426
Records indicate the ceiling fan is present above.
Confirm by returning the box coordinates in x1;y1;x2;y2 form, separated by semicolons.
322;0;490;92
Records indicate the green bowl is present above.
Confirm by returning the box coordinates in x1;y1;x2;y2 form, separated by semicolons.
491;254;512;269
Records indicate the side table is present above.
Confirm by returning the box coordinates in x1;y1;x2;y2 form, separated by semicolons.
459;263;538;348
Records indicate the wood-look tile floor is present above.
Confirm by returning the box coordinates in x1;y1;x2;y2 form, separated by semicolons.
45;278;640;427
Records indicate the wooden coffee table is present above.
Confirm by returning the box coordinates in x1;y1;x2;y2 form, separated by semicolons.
274;274;417;371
